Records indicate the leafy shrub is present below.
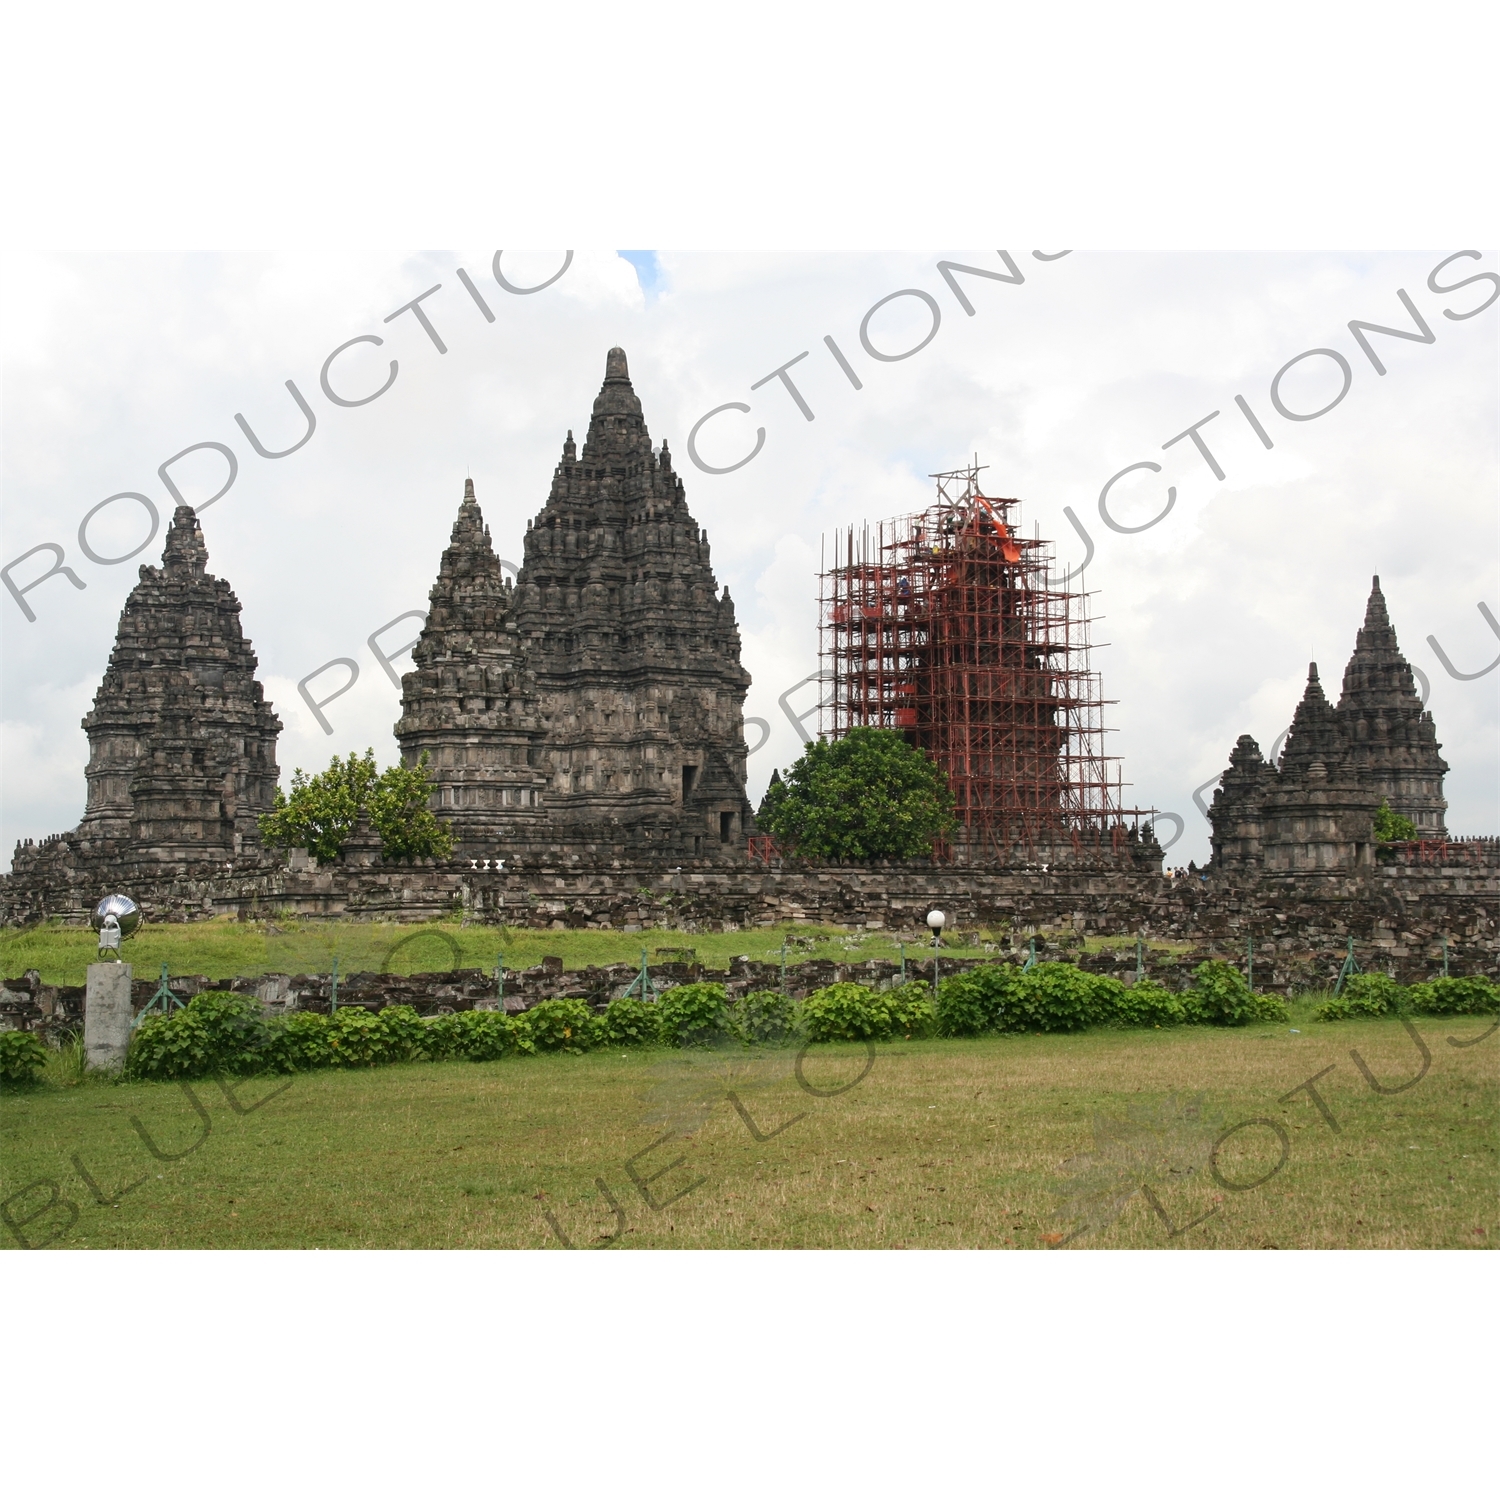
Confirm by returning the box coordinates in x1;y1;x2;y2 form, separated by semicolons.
1184;961;1260;1027
1006;962;1102;1033
325;1008;383;1067
1314;974;1399;1021
323;1004;428;1066
423;1009;524;1061
1245;991;1291;1024
379;1004;428;1060
935;964;1021;1037
127;992;272;1080
1107;979;1188;1028
187;991;272;1071
593;996;661;1048
264;1011;336;1071
128;1010;217;1080
731;990;800;1045
1087;974;1131;1025
886;982;937;1039
1313;994;1355;1021
1405;976;1500;1015
656;983;732;1048
523;998;595;1053
802;983;894;1042
0;1030;49;1085
1345;974;1400;1012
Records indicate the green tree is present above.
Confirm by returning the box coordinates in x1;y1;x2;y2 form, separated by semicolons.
756;727;956;860
259;749;454;864
1373;799;1418;841
369;755;458;861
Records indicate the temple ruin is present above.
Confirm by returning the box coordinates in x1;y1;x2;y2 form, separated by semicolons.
2;360;1492;971
392;478;551;848
11;504;281;891
397;347;754;861
1207;578;1450;874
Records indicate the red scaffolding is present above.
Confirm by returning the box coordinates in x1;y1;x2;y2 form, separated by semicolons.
819;463;1138;858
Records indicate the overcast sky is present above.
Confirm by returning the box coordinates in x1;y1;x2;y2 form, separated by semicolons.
2;249;1495;869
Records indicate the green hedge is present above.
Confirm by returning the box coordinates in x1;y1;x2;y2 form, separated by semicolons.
1182;960;1290;1027
592;995;659;1048
799;982;933;1043
111;949;1449;1086
1317;973;1499;1021
656;982;733;1048
732;990;801;1044
128;992;273;1080
424;1009;530;1061
0;1030;49;1085
929;958;1286;1038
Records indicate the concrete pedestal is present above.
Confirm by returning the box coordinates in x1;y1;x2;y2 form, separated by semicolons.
84;963;133;1071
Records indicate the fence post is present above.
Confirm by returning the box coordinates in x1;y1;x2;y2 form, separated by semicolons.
1333;937;1359;997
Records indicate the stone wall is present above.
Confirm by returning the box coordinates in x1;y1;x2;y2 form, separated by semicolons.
4;841;1495;1008
5;920;1493;1049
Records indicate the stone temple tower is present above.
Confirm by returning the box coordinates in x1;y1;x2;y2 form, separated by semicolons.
511;347;754;858
77;504;281;858
395;479;549;851
1208;576;1451;874
1333;576;1448;835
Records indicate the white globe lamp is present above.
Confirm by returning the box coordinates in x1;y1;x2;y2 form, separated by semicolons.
927;910;945;999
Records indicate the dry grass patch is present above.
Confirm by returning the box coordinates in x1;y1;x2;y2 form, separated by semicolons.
2;1014;1493;1249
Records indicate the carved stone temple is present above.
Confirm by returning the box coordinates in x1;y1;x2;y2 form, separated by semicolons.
81;503;282;858
397;347;755;861
7;505;282;902
7;358;1491;943
1208;577;1449;873
392;479;551;848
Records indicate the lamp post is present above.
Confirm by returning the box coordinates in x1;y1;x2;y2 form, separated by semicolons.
927;909;945;1003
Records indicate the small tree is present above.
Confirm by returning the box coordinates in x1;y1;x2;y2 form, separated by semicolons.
756;727;956;860
1373;799;1418;842
259;749;454;863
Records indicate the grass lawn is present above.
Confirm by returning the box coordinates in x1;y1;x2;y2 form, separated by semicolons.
4;1005;1494;1249
0;917;1029;987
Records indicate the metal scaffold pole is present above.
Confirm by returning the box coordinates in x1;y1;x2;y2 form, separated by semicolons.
818;461;1147;864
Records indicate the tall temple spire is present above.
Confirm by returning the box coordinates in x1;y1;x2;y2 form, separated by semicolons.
1279;662;1344;773
395;480;547;850
78;504;280;854
1209;575;1452;876
161;504;210;578
580;345;650;463
511;347;753;858
1334;572;1447;834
